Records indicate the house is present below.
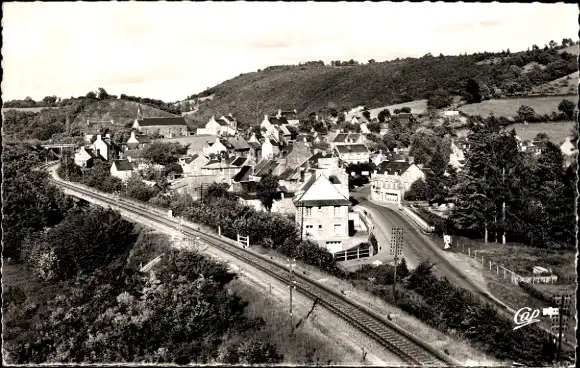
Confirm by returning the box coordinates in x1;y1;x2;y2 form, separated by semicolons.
248;141;262;162
560;136;578;156
132;116;188;138
110;159;136;182
391;113;414;126
227;136;251;157
276;108;299;125
360;122;371;134
158;135;217;156
449;139;466;170
74;146;99;168
334;144;370;165
330;133;366;149
261;138;280;159
370;161;426;204
91;134;119;161
444;110;460;117
372;151;405;166
248;132;260;144
203;137;229;157
379;123;389;136
197;115;237;136
201;156;248;184
250;159;280;181
121;131;151;152
83;119;115;143
178;154;209;176
293;172;351;253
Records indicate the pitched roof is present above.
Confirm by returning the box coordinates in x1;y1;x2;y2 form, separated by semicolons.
227;136;250;151
267;117;281;125
220;139;235;150
376;161;412;175
224;115;235;122
113;159;134;171
248;141;261;150
278;116;289;125
216;118;229;126
278;167;297;181
182;154;199;164
333;133;349;142
229;156;248;167
136;134;151;143
136;117;187;126
232;165;253;182
335;144;369;154
294;173;350;206
253;159;279;177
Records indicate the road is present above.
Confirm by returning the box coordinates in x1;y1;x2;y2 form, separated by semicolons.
351;185;511;315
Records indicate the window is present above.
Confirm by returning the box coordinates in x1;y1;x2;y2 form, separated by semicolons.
305;225;314;236
318;206;323;212
334;206;341;217
334;224;342;236
304;207;312;217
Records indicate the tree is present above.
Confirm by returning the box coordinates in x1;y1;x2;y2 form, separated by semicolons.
400;107;411;114
256;174;280;212
548;40;558;49
427;89;453;109
377;109;391;122
42;96;57;107
404;178;429;201
463;78;482;104
96;87;109;100
362;110;371;121
125;174;158;202
142;141;187;165
86;91;97;99
557;99;576;119
517;105;537;122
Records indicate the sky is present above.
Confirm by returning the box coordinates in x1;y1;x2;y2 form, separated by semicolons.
2;2;578;103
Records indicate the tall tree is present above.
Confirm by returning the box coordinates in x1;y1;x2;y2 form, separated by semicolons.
256;174;280;212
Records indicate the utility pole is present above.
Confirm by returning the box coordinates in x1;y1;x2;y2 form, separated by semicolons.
551;294;571;363
287;258;297;334
300;204;305;242
390;228;403;300
502;166;506;245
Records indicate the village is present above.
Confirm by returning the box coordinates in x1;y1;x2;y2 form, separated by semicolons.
69;103;577;259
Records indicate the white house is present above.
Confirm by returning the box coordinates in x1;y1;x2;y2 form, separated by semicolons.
277;109;299;125
560;136;578;157
293;172;351;253
197;115;237;136
351;116;360;125
370;162;426;204
360;122;371;134
203;137;229;157
91;134;112;161
261;138;280;159
74;146;99;168
110;159;136;182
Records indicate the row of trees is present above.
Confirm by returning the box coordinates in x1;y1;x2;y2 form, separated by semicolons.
515;99;577;123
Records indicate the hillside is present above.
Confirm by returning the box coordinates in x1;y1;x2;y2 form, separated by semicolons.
187;46;578;128
531;72;578;95
2;98;178;142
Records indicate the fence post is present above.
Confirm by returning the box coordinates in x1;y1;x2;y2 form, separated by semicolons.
344;252;347;261
218;226;221;237
468;248;471;257
489;260;492;270
357;247;360;259
496;264;499;275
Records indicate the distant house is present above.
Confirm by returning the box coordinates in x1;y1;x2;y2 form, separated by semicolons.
91;134;120;161
391;113;414;126
248;141;262;162
444;110;460;117
560;136;578;157
201;156;248;184
121;131;151;152
226;136;251;157
360;122;370;134
334;144;370;165
204;137;229;157
278;141;313;169
132;116;188;138
372;151;405;166
197;115;237;136
178;154;209;176
449;139;466;170
110;159;136;182
158;135;217;156
379;123;389;136
276;108;299;126
74;146;99;168
351;116;360;125
330;133;366;149
83;119;115;143
261;138;280;159
293;172;351;253
370;161;425;203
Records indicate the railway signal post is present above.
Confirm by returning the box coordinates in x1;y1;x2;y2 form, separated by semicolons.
287;258;297;334
390;228;404;301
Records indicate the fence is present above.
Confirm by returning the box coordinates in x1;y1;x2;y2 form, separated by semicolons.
458;246;558;285
332;246;372;262
401;206;435;233
237;234;249;248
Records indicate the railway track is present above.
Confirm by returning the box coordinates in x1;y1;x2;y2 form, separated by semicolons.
46;163;458;366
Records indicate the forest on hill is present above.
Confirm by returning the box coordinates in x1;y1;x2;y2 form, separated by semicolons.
187;41;578;128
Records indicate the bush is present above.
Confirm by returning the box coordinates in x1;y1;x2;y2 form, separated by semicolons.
518;281;554;304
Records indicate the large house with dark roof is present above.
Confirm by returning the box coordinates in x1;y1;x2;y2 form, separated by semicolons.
74;146;100;168
276;108;299;125
370;161;425;203
132;116;188;138
330;133;367;149
293;173;351;252
121;131;151;152
110;159;136;182
178;154;209;176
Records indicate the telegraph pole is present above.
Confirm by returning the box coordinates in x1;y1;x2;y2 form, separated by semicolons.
300;204;305;242
287;258;297;333
502;167;506;245
391;228;403;300
551;294;571;363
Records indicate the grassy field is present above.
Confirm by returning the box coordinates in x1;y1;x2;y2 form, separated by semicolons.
458;95;578;117
531;72;578;95
348;99;428;120
506;121;575;142
2;106;60;113
558;45;579;55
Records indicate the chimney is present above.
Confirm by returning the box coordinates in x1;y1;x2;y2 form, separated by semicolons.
127;156;132;163
264;114;269;120
407;156;415;164
97;134;102;141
